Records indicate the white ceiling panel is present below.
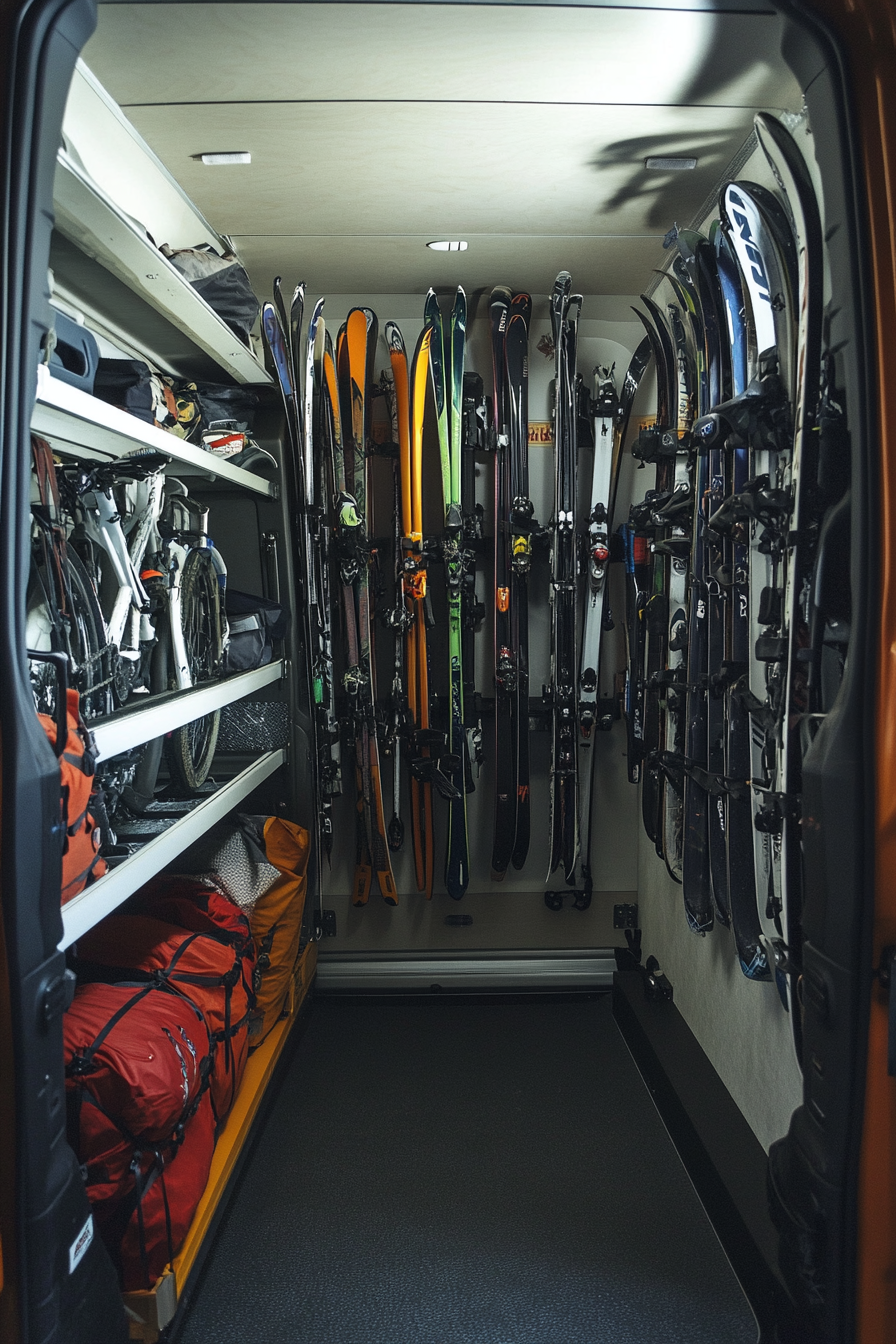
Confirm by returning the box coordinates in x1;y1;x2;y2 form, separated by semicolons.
122;100;754;237
80;2;802;298
230;232;668;299
84;4;796;110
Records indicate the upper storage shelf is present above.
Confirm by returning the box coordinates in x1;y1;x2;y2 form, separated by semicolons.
51;149;271;387
59;749;287;949
32;365;279;498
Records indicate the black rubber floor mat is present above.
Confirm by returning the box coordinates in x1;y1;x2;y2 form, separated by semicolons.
175;996;757;1344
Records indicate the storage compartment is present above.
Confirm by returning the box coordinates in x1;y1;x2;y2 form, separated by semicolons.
1;2;881;1341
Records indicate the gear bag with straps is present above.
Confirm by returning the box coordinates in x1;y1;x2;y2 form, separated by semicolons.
38;686;107;903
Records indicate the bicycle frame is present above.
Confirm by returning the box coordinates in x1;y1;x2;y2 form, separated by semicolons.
77;472;158;661
66;463;228;697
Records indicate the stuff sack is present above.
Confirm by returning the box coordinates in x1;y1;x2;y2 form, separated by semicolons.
38;687;107;903
159;243;260;345
222;589;288;673
74;914;254;1123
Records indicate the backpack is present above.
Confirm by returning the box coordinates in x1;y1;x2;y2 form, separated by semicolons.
38;687;107;903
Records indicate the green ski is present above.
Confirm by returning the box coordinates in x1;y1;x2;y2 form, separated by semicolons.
424;287;469;898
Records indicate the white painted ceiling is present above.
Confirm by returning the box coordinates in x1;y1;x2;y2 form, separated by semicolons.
83;2;802;298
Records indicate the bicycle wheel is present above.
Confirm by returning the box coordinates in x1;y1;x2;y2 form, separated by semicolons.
166;548;224;792
119;619;169;814
25;542;111;719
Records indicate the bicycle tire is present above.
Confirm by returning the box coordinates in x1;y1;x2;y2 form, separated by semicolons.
119;619;169;814
166;548;224;792
25;542;111;719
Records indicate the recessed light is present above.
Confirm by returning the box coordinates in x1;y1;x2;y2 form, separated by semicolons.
198;151;252;166
644;156;697;171
427;240;468;252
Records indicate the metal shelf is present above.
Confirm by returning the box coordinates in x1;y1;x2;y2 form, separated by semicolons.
52;149;271;387
90;661;286;762
59;749;286;949
32;367;279;498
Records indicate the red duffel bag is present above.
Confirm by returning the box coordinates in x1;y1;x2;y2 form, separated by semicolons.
74;913;254;1123
64;981;212;1144
65;983;216;1291
128;872;255;955
104;1091;216;1291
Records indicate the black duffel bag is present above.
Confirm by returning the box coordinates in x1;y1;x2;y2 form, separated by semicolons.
160;243;260;345
223;589;288;672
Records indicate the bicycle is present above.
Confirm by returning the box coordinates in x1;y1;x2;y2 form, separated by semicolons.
26;435;229;810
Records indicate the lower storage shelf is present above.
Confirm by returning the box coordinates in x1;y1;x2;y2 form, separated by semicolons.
120;940;318;1342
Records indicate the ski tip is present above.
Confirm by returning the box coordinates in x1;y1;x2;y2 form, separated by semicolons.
385;321;406;356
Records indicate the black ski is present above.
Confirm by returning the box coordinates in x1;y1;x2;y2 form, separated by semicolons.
490;285;515;879
507;292;533;870
548;272;581;884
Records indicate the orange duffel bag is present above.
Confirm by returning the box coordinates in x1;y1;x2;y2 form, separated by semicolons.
249;817;310;1042
172;813;311;1044
38;686;107;903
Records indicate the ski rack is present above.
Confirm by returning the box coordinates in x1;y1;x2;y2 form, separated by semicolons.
446;693;620;729
544;886;593;912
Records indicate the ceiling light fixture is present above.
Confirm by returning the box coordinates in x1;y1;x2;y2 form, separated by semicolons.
198;151;252;166
644;156;697;171
427;240;468;252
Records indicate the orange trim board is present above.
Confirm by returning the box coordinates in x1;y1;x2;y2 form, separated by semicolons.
122;942;317;1342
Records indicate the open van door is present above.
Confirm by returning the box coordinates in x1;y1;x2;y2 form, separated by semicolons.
0;0;127;1339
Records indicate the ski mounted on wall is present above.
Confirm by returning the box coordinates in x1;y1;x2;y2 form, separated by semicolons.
631;294;679;859
334;307;398;905
424;288;469;899
506;292;533;871
261;285;330;920
490;285;515;880
706;180;796;1005
647;277;698;887
379;332;413;856
699;219;770;981
406;324;437;898
461;370;486;793
547;271;581;886
571;364;619;911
